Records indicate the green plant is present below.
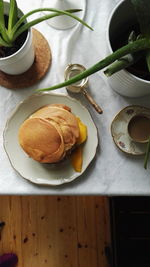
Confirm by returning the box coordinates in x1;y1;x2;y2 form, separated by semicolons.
144;137;150;169
38;0;150;92
0;0;93;47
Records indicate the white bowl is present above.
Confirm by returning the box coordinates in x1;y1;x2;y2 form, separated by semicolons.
106;0;150;98
3;92;98;186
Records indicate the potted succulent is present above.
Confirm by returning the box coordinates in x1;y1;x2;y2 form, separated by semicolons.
0;0;92;75
105;0;150;97
39;0;150;98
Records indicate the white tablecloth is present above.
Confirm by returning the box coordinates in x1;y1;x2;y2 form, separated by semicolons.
1;0;150;195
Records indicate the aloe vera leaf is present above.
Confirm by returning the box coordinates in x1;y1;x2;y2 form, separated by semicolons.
146;50;150;72
144;137;150;169
8;0;18;34
131;0;150;72
104;54;142;76
12;8;83;30
131;0;150;37
37;37;150;92
128;31;137;43
0;24;10;44
10;8;93;41
0;0;10;44
0;36;12;47
0;0;5;27
104;31;142;77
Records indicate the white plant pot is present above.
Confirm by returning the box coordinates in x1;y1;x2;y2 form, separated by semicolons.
0;2;35;75
106;0;150;98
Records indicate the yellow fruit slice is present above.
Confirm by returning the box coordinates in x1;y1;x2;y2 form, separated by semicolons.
71;117;87;172
76;117;87;145
71;146;83;173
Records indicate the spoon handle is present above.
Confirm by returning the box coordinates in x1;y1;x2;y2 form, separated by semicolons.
82;89;103;114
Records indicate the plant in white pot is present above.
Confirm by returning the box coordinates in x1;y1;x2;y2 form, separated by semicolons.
105;0;150;97
39;0;150;98
0;0;92;75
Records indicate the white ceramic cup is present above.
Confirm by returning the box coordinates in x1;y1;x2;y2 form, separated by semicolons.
0;2;35;75
106;0;150;98
42;0;86;30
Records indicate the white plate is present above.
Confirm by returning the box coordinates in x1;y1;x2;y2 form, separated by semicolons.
3;92;98;186
111;105;150;156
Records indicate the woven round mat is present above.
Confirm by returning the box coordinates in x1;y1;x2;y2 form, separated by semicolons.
0;28;52;89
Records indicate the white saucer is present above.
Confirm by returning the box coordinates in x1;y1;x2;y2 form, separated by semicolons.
111;105;150;155
3;92;98;186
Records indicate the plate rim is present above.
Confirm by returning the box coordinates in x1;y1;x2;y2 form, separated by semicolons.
3;92;99;186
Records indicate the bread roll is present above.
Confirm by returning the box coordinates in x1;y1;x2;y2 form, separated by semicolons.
18;104;80;163
30;105;79;151
30;105;79;138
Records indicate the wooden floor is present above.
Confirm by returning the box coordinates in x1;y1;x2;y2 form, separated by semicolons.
0;196;111;267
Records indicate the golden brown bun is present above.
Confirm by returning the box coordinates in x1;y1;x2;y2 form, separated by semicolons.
18;117;65;163
18;104;80;163
48;103;71;112
30;105;79;151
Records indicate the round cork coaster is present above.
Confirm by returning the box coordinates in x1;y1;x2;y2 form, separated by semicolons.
0;28;52;89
